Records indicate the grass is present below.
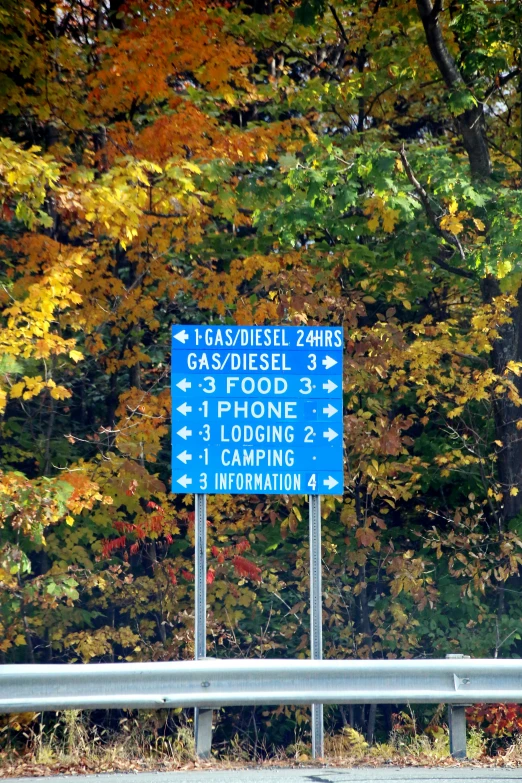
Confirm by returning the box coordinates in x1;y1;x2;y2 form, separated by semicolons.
0;709;520;776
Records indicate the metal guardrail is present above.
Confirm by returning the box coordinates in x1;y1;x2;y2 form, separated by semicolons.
1;658;521;713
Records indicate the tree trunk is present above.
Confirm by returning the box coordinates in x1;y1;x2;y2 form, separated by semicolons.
416;0;491;179
416;1;522;526
481;275;522;525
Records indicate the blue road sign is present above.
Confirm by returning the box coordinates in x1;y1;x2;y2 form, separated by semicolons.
171;350;341;375
171;326;344;495
171;398;342;421
171;373;342;399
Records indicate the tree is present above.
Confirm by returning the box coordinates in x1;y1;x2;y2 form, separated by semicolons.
1;0;522;748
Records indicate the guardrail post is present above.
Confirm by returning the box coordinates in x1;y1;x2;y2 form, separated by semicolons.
309;494;324;759
446;654;470;760
194;493;212;759
448;705;467;759
195;708;213;759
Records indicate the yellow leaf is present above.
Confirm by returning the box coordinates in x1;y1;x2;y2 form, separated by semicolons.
448;197;458;215
382;208;399;233
367;215;380;231
65;515;75;526
497;259;512;279
23;381;44;399
510;487;519;497
222;88;235;105
69;350;84;363
50;385;72;400
473;217;485;231
10;381;25;398
440;214;464;235
507;361;522;376
14;634;26;646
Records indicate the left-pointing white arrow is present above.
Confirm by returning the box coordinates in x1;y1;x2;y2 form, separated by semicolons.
177;475;192;488
323;403;338;418
176;450;192;464
173;329;189;344
322;355;338;370
176;402;192;416
322;379;338;393
176;378;191;392
323;476;339;490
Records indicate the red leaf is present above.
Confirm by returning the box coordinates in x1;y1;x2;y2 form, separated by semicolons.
232;555;261;582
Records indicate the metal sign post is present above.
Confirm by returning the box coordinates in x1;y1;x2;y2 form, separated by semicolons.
309;494;323;758
194;492;212;758
195;493;207;661
171;325;344;758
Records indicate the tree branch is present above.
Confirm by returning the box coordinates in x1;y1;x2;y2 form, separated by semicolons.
484;68;521;102
329;4;350;47
399;145;477;281
487;138;522;170
143;210;185;219
399;146;440;226
430;253;476;280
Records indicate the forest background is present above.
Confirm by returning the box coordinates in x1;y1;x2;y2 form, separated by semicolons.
2;0;522;757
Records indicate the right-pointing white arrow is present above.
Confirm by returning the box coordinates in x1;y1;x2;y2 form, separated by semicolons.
173;329;189;344
323;428;339;442
176;402;192;416
322;355;338;370
323;476;339;490
322;379;338;393
323;404;338;418
176;450;192;464
176;474;192;489
176;378;191;392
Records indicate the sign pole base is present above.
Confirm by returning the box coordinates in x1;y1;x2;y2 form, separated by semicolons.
311;703;324;759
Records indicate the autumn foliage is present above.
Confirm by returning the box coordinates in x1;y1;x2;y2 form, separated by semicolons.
467;704;522;739
1;0;522;749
